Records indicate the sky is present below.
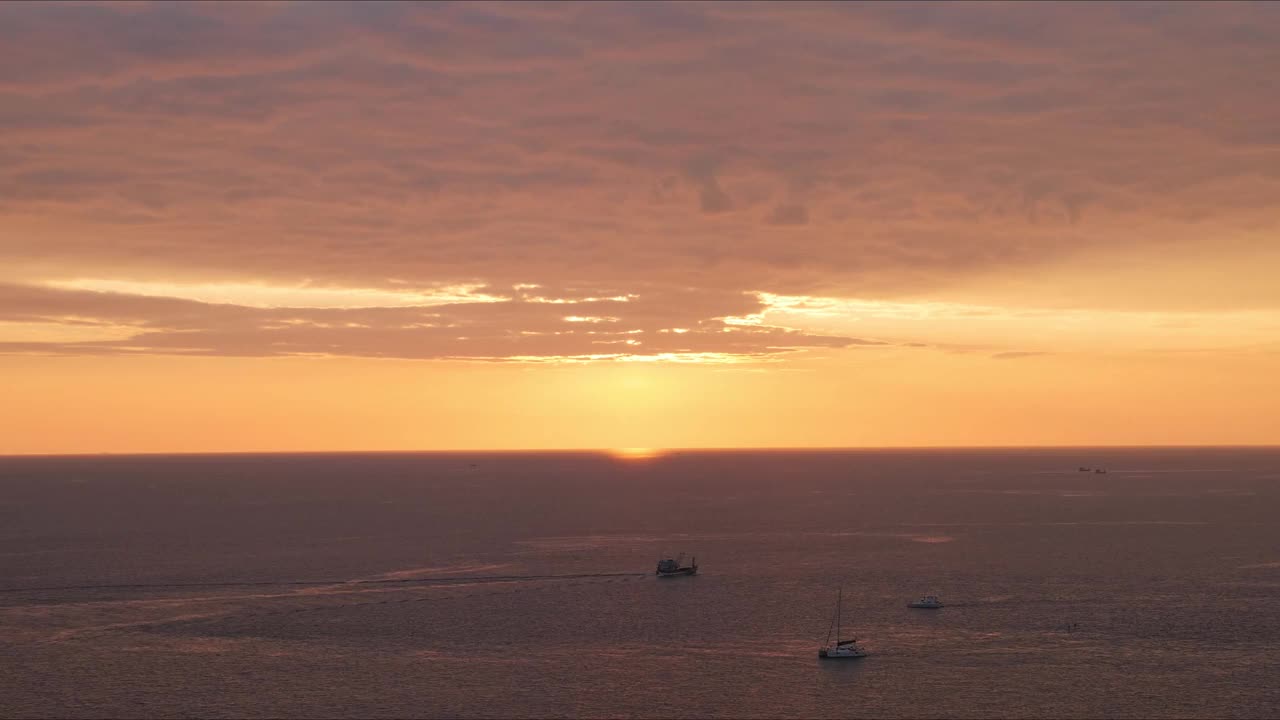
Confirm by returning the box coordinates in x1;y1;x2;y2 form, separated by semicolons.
2;1;1278;453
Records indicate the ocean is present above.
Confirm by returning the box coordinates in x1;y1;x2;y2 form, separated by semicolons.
2;448;1278;719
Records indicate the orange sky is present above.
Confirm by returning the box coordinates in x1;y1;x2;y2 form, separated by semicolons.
1;1;1278;453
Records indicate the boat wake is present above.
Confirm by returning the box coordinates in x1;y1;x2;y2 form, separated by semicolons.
1;571;649;595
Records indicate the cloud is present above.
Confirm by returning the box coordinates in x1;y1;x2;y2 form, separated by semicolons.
766;203;809;226
0;283;874;361
697;178;734;214
1;1;1278;360
684;155;736;214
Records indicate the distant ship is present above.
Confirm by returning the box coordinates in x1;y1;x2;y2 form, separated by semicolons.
1078;466;1091;472
818;588;868;659
907;595;944;609
1094;468;1107;474
656;553;697;577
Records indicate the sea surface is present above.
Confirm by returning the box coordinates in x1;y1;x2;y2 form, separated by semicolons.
2;448;1279;719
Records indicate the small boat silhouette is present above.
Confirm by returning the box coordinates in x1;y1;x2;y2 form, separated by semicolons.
656;553;697;577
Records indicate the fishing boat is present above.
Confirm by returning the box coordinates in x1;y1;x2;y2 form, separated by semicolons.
818;588;868;659
656;553;697;577
907;595;944;609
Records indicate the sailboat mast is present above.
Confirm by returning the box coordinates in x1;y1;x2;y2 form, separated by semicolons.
836;587;842;644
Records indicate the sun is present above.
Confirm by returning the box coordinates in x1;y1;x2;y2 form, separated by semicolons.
607;447;666;461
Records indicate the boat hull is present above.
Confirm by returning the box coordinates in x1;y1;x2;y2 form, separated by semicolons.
818;650;868;659
656;568;697;577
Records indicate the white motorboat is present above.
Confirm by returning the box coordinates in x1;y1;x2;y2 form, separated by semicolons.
907;595;944;609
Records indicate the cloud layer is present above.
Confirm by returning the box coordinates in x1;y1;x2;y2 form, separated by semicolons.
0;282;870;360
2;1;1278;359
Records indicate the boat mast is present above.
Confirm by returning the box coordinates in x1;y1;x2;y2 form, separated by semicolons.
823;595;836;648
836;587;842;644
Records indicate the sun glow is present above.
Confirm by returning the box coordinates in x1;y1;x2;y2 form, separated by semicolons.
608;447;666;461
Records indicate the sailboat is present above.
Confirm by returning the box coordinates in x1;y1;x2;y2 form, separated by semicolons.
818;588;868;659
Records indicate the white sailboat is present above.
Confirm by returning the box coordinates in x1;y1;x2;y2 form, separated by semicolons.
818;587;868;659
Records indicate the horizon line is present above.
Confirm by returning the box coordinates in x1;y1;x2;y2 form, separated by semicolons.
2;443;1278;459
